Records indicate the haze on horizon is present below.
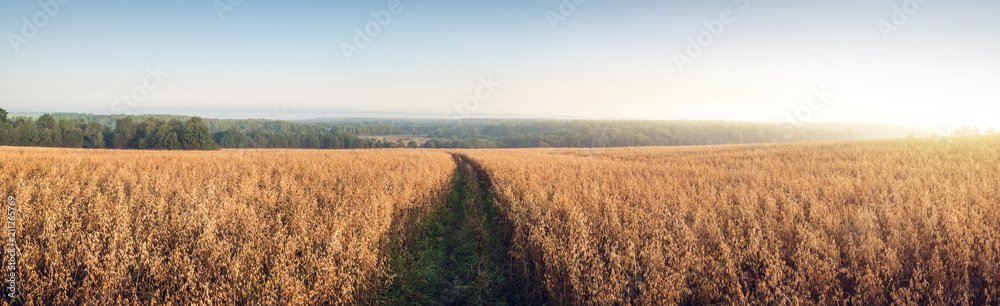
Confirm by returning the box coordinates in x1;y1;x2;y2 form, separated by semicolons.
1;0;998;129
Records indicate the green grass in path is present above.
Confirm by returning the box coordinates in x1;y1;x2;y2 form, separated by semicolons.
377;159;532;305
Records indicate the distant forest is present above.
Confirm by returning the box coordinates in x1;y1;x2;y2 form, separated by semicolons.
1;109;994;150
0;111;385;150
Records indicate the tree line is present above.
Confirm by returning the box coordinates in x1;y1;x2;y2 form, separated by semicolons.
45;113;331;134
3;109;997;150
0;112;216;150
324;119;997;149
410;120;903;149
0;109;412;150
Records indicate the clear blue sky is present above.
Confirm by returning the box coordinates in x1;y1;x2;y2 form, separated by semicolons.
1;0;999;128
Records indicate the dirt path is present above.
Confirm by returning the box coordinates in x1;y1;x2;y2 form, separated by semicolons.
376;154;537;305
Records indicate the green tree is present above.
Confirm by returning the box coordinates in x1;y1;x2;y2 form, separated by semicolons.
182;117;215;150
15;119;40;146
163;132;181;150
304;135;321;149
36;114;57;130
0;107;8;123
137;118;162;149
0;122;15;145
34;114;62;147
112;118;138;149
38;129;55;147
59;119;85;148
217;128;250;148
83;122;106;149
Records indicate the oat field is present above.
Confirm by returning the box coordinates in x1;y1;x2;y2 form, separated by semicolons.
0;147;454;305
462;136;1000;305
2;136;999;305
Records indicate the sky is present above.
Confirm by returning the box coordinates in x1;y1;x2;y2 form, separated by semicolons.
0;0;998;128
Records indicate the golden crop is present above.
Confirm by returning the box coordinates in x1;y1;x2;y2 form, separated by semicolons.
0;147;454;305
2;136;997;305
462;136;1000;305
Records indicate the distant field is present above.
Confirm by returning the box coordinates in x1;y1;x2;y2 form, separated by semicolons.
358;135;431;146
461;136;1000;304
6;114;39;121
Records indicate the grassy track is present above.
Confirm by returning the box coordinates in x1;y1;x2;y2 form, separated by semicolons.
377;155;533;305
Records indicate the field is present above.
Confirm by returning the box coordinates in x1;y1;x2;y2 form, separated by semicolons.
0;147;454;305
461;136;1000;304
1;136;999;305
359;135;432;147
